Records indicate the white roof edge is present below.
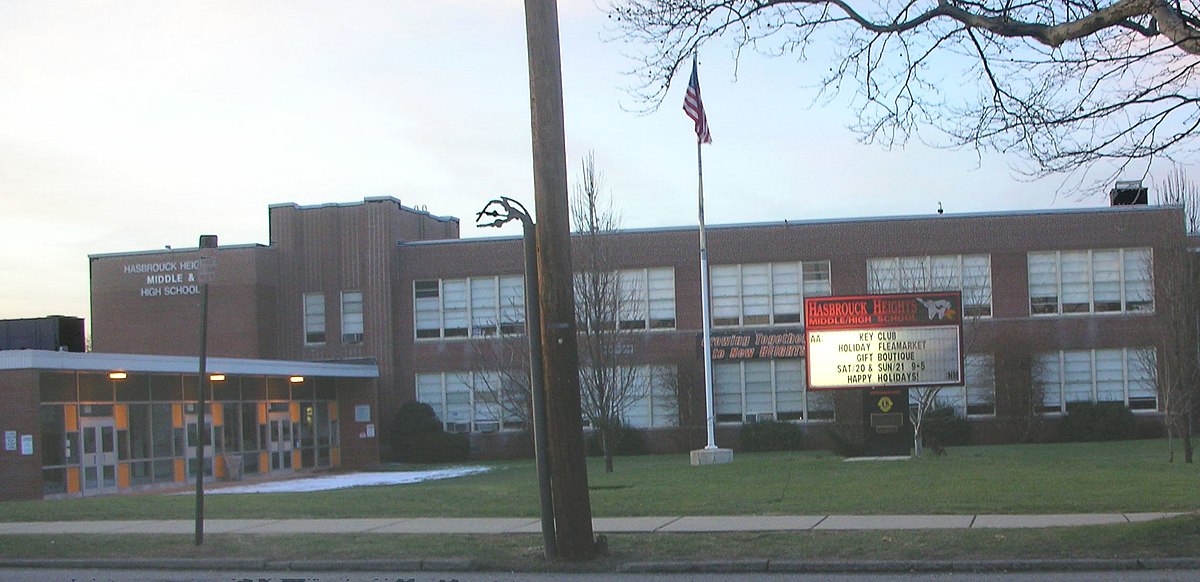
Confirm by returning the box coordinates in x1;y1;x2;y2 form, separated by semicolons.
88;243;268;260
0;350;378;378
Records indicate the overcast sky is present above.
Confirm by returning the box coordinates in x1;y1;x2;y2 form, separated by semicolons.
1;1;1151;325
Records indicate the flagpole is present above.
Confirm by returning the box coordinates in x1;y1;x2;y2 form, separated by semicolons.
685;54;729;465
697;139;718;450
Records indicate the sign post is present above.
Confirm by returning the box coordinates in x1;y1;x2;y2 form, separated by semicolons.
194;234;217;546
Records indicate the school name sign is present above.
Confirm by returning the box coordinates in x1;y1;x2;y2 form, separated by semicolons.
804;292;964;390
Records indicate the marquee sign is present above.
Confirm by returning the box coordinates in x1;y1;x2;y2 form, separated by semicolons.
804;291;964;390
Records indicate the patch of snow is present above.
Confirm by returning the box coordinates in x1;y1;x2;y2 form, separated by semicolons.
207;466;491;494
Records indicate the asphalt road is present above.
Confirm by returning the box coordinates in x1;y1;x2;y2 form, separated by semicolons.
6;569;1200;582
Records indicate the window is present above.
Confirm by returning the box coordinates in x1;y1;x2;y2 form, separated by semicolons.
1035;348;1157;413
868;254;992;317
575;267;677;331
713;359;833;423
416;371;529;433
908;354;995;417
615;366;679;429
711;261;831;327
1027;249;1153;315
303;293;325;344
341;291;363;344
414;276;526;339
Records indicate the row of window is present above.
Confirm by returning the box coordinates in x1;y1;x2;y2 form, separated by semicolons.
303;291;363;345
406;247;1153;342
868;255;993;317
575;268;677;331
711;261;831;326
416;365;678;433
415;276;526;339
714;359;834;422
1035;348;1157;412
1028;249;1153;315
414;346;1160;433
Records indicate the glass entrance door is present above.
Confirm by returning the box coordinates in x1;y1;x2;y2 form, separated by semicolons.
267;412;293;472
80;417;118;492
184;412;216;479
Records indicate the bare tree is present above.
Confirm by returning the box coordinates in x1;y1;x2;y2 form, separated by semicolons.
1149;165;1199;462
572;152;649;473
991;331;1050;443
464;336;534;431
607;0;1200;186
867;256;990;456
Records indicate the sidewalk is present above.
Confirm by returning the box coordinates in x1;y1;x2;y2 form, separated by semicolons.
2;514;1197;575
0;512;1184;535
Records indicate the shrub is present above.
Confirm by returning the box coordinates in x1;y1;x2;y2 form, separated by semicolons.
392;401;442;439
402;431;470;464
1061;402;1137;442
390;400;471;464
586;424;646;457
921;407;972;447
739;419;804;452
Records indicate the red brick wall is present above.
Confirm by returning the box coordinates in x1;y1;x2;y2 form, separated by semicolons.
0;370;44;500
90;245;275;358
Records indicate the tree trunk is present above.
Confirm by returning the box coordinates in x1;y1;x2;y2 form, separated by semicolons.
1167;409;1177;463
602;430;614;474
1185;410;1194;464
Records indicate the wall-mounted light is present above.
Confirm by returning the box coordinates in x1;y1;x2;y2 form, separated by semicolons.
289;376;305;384
209;374;226;382
108;371;128;380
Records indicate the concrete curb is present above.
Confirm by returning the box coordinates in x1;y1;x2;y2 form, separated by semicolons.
621;558;1200;573
0;558;477;572
4;557;1200;573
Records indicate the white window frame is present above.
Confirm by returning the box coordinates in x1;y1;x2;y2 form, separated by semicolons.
1027;248;1154;316
340;291;363;344
303;292;325;345
413;276;527;340
617;366;679;429
415;371;527;433
868;254;993;317
713;359;834;423
1035;348;1158;414
711;261;832;327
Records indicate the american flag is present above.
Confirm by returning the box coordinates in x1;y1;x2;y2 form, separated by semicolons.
683;57;712;144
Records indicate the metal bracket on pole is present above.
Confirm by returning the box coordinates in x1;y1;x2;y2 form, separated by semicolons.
476;198;557;559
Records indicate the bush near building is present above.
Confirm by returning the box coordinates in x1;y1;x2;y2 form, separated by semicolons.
390;401;470;463
586;424;647;457
739;419;805;452
923;407;973;447
1061;402;1137;442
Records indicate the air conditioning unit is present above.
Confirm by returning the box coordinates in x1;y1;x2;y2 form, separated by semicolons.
476;421;500;433
750;412;775;423
445;422;472;434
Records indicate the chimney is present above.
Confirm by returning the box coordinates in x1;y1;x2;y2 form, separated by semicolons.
1110;180;1148;206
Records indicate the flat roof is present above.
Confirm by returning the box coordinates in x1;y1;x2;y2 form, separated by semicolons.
404;203;1185;247
88;243;267;261
0;350;378;378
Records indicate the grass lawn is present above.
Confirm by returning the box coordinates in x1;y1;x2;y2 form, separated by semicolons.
1;439;1196;522
0;439;1197;569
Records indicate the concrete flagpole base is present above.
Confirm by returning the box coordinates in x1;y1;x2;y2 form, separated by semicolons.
689;448;734;466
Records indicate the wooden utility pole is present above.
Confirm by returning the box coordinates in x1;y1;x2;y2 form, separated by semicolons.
522;0;596;561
